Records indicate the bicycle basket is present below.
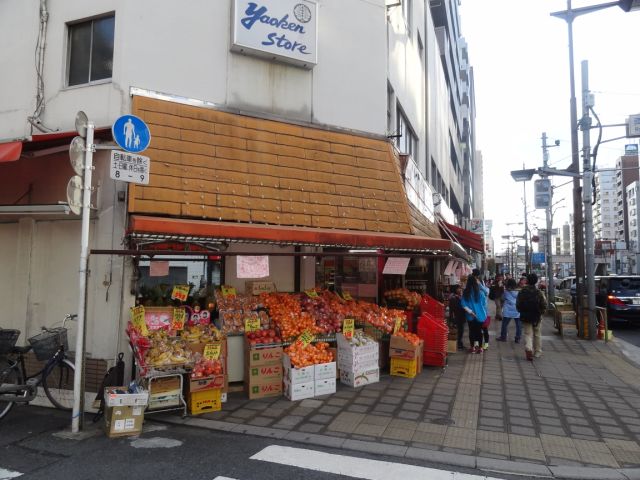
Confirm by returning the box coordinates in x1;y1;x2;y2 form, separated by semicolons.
28;328;68;361
0;329;20;355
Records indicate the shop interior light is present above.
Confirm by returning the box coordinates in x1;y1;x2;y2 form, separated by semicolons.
348;249;378;253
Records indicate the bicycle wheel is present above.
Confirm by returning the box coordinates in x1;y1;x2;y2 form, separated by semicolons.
42;358;75;410
0;361;24;420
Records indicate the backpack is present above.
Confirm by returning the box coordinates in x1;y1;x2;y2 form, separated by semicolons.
92;352;125;422
516;287;546;324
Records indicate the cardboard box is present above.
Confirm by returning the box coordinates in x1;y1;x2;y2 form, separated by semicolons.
245;344;283;367
148;391;182;410
149;376;181;394
282;354;314;384
447;340;458;353
186;339;227;358
337;350;379;372
315;362;337;381
188;388;222;415
389;336;423;360
339;368;380;388
283;379;315;401
336;333;378;356
188;374;225;393
104;405;145;438
245;380;283;400
245;363;283;384
314;378;336;396
104;387;149;408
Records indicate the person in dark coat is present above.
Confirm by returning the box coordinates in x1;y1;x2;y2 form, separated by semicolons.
516;273;547;361
449;285;467;350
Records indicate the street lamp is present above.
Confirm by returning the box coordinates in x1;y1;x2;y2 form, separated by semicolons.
551;0;639;339
510;166;533;274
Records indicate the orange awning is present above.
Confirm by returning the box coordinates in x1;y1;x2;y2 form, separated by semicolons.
129;215;455;254
439;221;483;252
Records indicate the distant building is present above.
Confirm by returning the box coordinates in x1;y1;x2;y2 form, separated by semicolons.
594;170;617;241
626;181;640;274
616;155;640;273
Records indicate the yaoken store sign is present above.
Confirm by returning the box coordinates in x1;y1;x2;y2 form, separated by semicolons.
232;0;318;68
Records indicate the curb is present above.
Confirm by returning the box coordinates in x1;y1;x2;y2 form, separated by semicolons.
153;415;635;479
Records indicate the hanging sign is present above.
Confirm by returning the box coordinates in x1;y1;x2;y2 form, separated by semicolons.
221;285;237;297
297;329;315;347
393;317;403;334
203;343;222;360
342;318;355;339
244;317;261;332
171;285;190;302
171;308;186;331
382;257;411;275
131;306;148;336
237;255;270;278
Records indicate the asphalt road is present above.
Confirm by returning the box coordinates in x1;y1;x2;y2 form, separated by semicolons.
0;405;532;480
609;321;640;347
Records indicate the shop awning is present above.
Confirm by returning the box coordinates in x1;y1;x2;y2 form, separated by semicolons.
128;215;457;255
0;128;112;162
439;220;484;252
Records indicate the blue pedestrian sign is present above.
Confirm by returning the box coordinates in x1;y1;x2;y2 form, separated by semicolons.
112;115;151;153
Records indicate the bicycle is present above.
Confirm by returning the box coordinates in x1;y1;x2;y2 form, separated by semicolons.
0;314;77;420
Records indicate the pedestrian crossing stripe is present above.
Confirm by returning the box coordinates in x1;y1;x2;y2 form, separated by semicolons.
251;445;504;480
0;468;22;479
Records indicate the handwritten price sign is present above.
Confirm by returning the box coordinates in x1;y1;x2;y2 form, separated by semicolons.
305;289;319;298
131;306;148;336
244;317;261;332
171;285;190;302
297;329;315;347
221;285;236;297
393;317;403;334
203;343;221;360
342;291;353;301
342;318;355;339
171;308;186;331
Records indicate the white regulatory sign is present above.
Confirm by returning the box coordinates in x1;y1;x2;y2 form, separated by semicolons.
110;150;150;185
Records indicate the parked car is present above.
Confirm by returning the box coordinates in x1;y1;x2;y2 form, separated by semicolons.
556;276;576;304
596;275;640;324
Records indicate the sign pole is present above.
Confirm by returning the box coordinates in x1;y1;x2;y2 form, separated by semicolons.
72;121;94;433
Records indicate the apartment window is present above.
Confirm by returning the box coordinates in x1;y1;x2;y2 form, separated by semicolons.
67;15;115;86
396;107;417;160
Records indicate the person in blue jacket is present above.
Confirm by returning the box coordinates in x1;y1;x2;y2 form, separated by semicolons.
496;278;521;343
460;275;487;354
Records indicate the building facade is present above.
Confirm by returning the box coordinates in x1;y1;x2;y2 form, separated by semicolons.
0;1;480;377
626;181;640;274
615;155;640;273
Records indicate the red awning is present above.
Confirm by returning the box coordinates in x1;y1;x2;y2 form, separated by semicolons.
128;215;455;254
0;141;23;163
439;221;484;252
0;128;112;161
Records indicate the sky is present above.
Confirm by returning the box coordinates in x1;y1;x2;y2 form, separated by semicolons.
457;0;639;257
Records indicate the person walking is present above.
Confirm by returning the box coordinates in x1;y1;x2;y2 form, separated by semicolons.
460;275;488;354
516;273;547;361
496;278;521;343
449;285;467;350
489;274;505;321
472;268;491;350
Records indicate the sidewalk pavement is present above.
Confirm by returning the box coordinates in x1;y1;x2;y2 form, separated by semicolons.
159;304;640;480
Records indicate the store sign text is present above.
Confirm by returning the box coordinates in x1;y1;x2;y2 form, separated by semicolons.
232;0;318;68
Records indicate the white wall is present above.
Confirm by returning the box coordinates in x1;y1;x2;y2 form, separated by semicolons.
0;0;388;140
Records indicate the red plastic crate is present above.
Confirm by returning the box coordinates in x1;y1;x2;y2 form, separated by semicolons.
424;351;447;367
419;294;445;320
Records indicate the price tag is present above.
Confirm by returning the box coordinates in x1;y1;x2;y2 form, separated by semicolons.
297;329;315;347
131;306;148;336
244;317;261;332
342;318;355;339
171;285;190;302
221;285;236;297
393;317;403;334
305;289;319;298
342;291;353;301
171;308;186;331
203;343;221;360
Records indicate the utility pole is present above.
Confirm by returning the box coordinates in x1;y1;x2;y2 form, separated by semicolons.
542;133;556;306
581;60;597;340
523;163;530;274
